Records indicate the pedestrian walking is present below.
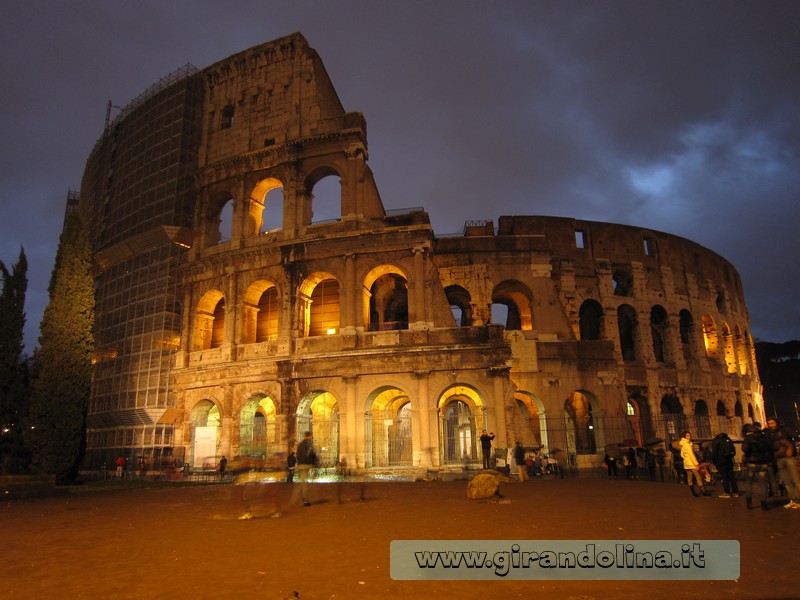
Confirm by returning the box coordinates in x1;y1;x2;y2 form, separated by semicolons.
711;432;739;498
742;423;773;510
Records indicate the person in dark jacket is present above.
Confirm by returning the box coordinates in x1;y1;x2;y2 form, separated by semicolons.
292;432;317;507
711;432;739;498
742;423;773;510
513;441;526;482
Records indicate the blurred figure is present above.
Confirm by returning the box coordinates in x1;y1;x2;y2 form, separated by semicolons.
513;442;526;482
286;451;296;483
218;456;227;480
711;432;739;498
742;423;773;510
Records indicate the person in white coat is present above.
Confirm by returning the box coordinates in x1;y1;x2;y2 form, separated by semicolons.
680;431;706;497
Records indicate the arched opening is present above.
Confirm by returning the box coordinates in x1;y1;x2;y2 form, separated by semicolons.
612;267;633;296
445;285;473;327
679;309;695;360
617;304;637;361
296;391;339;468
734;401;743;418
189;400;220;469
437;385;485;466
735;326;748;375
248;177;284;235
650;305;668;363
241;281;279;344
694;400;711;438
702;314;719;358
194;290;225;351
716;400;727;417
563;391;597;456
308;171;342;224
660;394;685;443
721;322;737;374
299;274;340;337
365;387;412;467
239;395;278;458
579;300;603;340
513;392;546;450
368;274;408;331
491;280;533;331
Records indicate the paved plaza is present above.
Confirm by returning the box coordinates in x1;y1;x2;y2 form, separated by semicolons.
1;473;798;599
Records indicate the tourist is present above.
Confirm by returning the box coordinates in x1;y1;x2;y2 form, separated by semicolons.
292;432;317;507
513;442;526;482
679;432;706;497
287;450;296;483
480;430;495;470
742;423;773;510
774;426;800;509
218;455;227;479
711;432;739;498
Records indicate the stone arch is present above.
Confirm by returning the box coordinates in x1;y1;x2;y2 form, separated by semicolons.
720;321;736;373
241;279;280;343
679;309;695;360
194;289;225;350
563;390;599;456
249;177;285;234
437;385;485;465
650;305;669;363
239;394;278;458
626;390;655;446
513;391;547;450
363;265;409;332
188;399;220;468
735;325;748;375
201;189;236;247
445;284;473;327
660;394;685;442
579;299;603;340
296;390;339;468
304;166;342;225
617;304;637;361
299;272;340;337
716;400;727;417
694;400;711;438
702;313;719;359
364;386;412;467
612;266;633;296
491;280;533;331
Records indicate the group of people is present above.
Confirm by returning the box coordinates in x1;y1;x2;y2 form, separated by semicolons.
667;419;799;511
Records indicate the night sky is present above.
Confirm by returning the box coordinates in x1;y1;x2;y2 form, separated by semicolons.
2;1;799;352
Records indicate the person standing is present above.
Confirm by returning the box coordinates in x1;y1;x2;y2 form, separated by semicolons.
513;442;526;482
286;450;296;483
775;429;800;509
680;432;705;497
742;423;773;510
218;456;228;480
292;432;317;507
764;419;781;497
711;432;739;498
480;430;495;470
115;455;125;479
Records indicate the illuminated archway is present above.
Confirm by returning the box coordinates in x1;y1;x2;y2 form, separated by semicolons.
194;290;225;350
239;395;277;458
296;391;339;468
491;280;533;331
249;177;284;234
299;273;340;337
242;280;279;343
364;386;412;467
563;391;597;456
437;385;485;465
188;400;220;468
513;391;547;450
363;265;409;331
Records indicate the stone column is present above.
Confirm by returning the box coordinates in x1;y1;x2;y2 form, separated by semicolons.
413;370;433;468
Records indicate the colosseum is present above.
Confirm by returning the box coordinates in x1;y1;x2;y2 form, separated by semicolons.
74;32;763;475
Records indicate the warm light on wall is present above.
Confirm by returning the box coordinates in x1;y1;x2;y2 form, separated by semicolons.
326;328;337;335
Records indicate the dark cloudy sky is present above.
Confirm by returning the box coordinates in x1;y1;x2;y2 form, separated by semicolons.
2;1;799;351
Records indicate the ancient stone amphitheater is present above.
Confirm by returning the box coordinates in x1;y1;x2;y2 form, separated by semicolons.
74;33;762;474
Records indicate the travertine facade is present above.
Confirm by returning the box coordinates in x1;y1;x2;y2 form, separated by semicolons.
77;33;762;472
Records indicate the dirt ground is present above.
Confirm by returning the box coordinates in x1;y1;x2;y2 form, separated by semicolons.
1;474;798;600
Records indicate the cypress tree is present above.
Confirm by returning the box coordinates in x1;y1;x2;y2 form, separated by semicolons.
0;248;29;473
27;213;94;482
